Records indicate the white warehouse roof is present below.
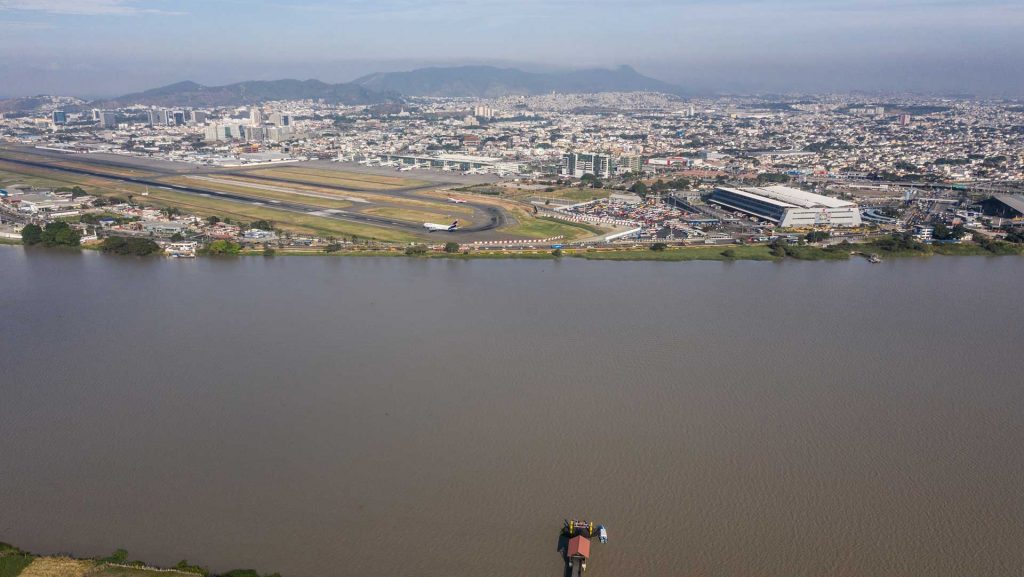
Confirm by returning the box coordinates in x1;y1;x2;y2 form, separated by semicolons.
747;185;855;209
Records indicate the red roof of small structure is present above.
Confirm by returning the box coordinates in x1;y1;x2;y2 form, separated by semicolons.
568;535;590;559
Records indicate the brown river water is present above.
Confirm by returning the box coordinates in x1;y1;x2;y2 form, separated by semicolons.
1;246;1022;576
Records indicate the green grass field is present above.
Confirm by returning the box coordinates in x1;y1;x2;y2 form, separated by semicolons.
538;187;610;202
0;555;33;577
362;206;466;224
500;212;606;240
164;177;354;209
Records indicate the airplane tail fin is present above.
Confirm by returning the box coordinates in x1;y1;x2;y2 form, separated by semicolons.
449;220;459;230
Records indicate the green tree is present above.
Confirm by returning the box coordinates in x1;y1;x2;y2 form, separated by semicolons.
650;242;667;251
101;549;129;564
805;231;830;243
206;216;221;225
173;560;208;576
404;244;428;256
1003;229;1024;243
629;181;648;198
170;232;184;242
930;222;967;241
101;236;162;256
551;248;563;257
721;248;736;259
206;240;241;255
251;220;273;231
39;221;81;247
443;242;460;253
756;173;790;184
21;223;42;245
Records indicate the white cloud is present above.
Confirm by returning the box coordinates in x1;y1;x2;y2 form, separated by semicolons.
0;0;183;15
0;18;55;28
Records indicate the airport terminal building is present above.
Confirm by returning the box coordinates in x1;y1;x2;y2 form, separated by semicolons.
707;185;862;227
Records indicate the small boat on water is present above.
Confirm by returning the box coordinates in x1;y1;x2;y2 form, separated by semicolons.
598;524;608;544
868;253;882;263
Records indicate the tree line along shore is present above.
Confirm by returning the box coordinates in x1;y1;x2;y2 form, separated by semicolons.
6;222;1024;262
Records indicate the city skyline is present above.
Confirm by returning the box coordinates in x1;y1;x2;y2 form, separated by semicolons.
1;0;1023;97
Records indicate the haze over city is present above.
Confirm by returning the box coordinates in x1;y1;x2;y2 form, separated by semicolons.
3;1;1024;577
1;0;1023;97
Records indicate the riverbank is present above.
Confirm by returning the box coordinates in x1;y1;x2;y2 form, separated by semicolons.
0;542;279;577
244;239;1024;261
4;236;1023;262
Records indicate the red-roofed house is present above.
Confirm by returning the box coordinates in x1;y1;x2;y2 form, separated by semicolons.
567;535;590;560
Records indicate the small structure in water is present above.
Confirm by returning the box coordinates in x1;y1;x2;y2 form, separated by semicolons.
567;535;590;573
559;519;607;574
563;519;595;537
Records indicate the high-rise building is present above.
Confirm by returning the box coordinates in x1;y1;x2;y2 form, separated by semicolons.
147;108;170;126
617;154;642;174
91;109;102;121
245;125;266;142
172;111;186;126
52;111;67;125
204;123;248;141
473;105;494;119
190;110;208;124
898;114;911;126
268;112;290;126
561;152;614;179
249;107;264;126
97;110;117;129
265;125;296;142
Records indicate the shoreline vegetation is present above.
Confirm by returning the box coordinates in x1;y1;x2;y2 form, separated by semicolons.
4;234;1024;262
6;223;1024;262
0;542;280;577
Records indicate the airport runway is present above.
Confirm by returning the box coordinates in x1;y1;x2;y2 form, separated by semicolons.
0;149;508;238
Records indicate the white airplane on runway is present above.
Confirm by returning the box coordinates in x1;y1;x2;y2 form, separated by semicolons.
424;220;458;232
447;197;468;204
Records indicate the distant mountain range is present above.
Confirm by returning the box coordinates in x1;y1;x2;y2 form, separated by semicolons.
0;65;683;111
352;65;682;97
91;79;395;108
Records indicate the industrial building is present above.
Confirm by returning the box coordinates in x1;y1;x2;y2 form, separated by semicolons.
979;194;1024;219
707;185;862;227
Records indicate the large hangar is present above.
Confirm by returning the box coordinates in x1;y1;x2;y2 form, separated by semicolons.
708;185;862;227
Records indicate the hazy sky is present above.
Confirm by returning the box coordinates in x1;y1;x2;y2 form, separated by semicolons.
1;0;1022;97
